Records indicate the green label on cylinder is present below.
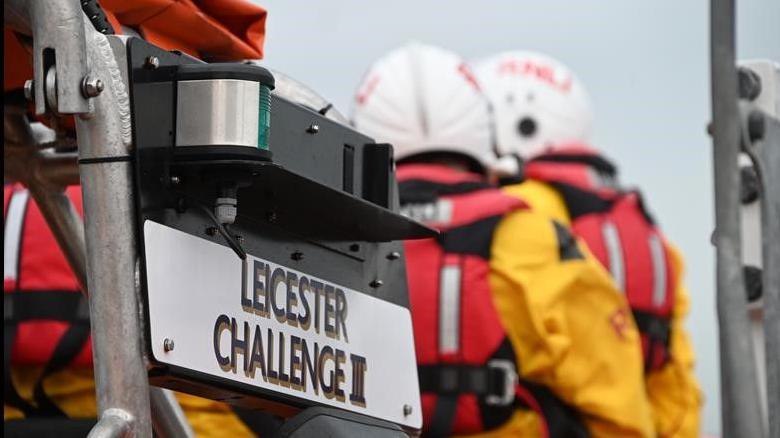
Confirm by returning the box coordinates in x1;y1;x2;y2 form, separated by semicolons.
257;85;271;150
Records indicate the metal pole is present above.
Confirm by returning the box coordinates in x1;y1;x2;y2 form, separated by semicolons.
759;116;780;438
150;388;195;438
75;23;152;437
87;409;132;438
4;107;88;291
5;2;195;436
710;0;766;436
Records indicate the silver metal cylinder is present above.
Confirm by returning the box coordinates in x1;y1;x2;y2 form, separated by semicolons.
176;79;260;147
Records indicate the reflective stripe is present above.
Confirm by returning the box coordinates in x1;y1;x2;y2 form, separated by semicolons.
648;234;667;307
438;264;461;355
601;221;625;291
4;190;30;284
436;199;453;223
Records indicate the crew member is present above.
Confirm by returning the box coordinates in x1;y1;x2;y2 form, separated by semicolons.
352;43;655;437
474;50;702;438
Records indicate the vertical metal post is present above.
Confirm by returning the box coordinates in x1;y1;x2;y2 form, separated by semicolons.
75;25;152;437
759;117;780;438
710;0;766;436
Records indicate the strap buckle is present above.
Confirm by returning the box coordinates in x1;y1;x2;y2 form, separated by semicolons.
485;359;518;407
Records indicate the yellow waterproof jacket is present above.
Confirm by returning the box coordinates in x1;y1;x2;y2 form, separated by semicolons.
3;368;255;437
484;205;655;437
505;179;702;438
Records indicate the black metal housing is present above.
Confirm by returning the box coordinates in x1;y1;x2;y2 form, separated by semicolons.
126;37;430;425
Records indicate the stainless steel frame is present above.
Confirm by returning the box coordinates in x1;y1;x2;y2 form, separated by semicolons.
710;0;770;436
4;0;193;436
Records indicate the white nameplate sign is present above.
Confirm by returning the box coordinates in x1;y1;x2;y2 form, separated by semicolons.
144;220;422;429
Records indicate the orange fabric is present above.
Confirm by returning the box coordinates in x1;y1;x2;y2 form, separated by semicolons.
4;0;266;92
101;0;266;60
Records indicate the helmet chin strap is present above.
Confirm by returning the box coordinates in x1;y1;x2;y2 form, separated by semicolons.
488;154;523;179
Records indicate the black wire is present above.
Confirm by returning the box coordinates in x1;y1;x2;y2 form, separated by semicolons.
184;197;247;260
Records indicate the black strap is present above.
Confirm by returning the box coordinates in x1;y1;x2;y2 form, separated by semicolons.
632;309;671;370
4;291;91;323
4;418;96;438
4;322;38;416
418;364;508;397
521;379;590;438
399;179;492;204
551;221;585;261
419;364;510;437
528;151;617;176
4;291;91;417
427;395;458;438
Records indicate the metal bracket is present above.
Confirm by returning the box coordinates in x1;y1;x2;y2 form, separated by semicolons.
29;0;90;115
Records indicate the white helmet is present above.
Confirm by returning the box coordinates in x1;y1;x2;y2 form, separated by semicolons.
352;43;494;170
475;51;593;165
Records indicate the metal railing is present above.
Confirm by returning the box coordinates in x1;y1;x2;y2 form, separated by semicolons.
4;0;189;436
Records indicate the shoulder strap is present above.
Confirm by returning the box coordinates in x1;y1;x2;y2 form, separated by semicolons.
524;149;620;204
4;187;37;416
4;292;91;417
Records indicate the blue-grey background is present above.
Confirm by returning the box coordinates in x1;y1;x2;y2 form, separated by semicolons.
255;1;780;435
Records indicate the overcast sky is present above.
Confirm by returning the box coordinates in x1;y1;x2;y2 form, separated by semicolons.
255;1;779;434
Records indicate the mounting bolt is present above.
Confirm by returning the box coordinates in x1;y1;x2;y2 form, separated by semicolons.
369;279;384;288
738;67;762;101
23;80;34;101
740;166;760;204
170;175;181;185
82;75;104;98
403;404;412;416
386;251;401;260
291;251;304;261
748;110;766;143
349;243;361;252
163;338;175;352
306;123;320;134
145;56;160;70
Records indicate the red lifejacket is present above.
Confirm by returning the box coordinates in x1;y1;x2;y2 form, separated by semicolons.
524;144;676;371
4;184;91;416
399;164;587;438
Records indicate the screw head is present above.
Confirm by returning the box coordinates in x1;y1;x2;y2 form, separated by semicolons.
369;279;384;288
24;80;34;101
170;175;181;185
163;338;175;352
738;67;762;101
306;123;320;134
403;404;412;416
82;75;104;98
145;56;160;70
291;251;304;261
386;251;401;260
748;110;766;143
